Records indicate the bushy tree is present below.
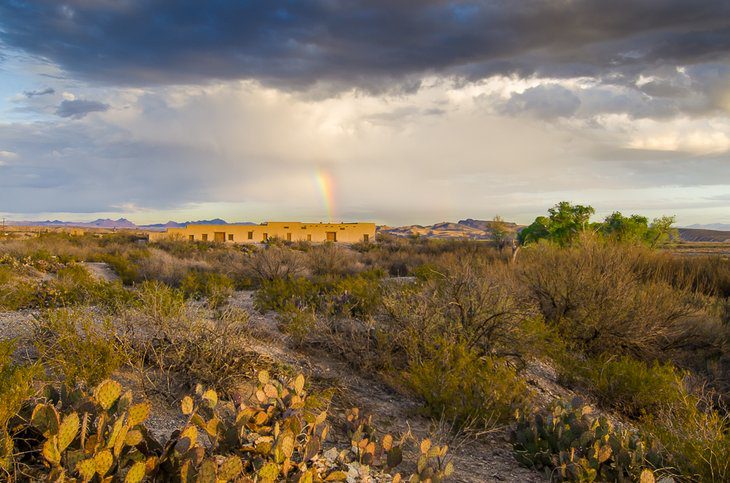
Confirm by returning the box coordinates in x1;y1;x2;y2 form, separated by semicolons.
518;202;594;246
600;212;650;243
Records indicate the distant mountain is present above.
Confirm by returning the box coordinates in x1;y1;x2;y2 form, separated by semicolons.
378;219;521;240
685;223;730;232
677;228;730;243
7;218;256;230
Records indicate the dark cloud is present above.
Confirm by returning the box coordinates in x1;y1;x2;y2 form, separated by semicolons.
56;99;109;118
24;87;55;97
0;1;728;92
501;85;581;119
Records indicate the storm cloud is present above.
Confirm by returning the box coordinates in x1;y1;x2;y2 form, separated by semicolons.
0;1;728;224
1;1;729;91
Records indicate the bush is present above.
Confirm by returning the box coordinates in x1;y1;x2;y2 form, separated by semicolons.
307;243;360;277
520;236;707;360
407;340;529;427
254;277;319;313
587;356;686;418
641;391;730;482
180;270;234;309
32;308;123;387
246;246;305;282
135;280;187;323
276;304;318;346
118;304;256;398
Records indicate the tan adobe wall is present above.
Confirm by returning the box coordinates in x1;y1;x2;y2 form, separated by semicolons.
148;222;375;244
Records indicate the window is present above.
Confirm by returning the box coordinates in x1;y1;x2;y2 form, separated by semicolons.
286;233;292;241
284;226;289;229
248;231;253;240
228;234;234;241
326;231;337;242
189;235;195;241
307;234;311;241
202;234;208;241
363;234;369;242
340;227;345;230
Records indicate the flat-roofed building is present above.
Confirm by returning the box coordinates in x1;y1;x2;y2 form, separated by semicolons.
148;221;375;244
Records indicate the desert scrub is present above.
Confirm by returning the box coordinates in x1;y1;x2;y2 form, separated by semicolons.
180;270;234;309
0;339;41;472
32;308;123;387
134;280;187;323
306;242;361;277
511;399;663;482
519;237;707;360
640;391;730;482
255;276;319;313
586;356;686;418
117;307;258;398
406;339;530;427
276;303;318;346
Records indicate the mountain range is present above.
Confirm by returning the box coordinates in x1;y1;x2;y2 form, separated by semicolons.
5;218;252;230
684;223;730;231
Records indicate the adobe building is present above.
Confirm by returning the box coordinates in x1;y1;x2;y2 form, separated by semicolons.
148;221;376;244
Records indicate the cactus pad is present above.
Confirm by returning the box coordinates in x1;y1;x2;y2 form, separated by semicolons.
94;380;122;410
124;461;146;483
127;402;151;427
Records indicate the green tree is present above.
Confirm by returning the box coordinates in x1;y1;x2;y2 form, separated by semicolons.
518;216;549;245
491;215;509;251
646;216;677;247
519;202;595;246
601;212;649;243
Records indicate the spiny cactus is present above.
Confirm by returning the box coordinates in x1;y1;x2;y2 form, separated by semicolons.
30;379;158;482
4;372;455;482
511;398;662;482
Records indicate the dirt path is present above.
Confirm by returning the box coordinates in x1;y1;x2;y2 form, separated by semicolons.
82;261;120;282
233;291;546;483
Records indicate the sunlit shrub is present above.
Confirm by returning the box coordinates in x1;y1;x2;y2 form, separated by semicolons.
407;339;529;427
32;308;123;387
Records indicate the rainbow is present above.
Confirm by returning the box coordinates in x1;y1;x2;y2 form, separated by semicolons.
315;168;336;222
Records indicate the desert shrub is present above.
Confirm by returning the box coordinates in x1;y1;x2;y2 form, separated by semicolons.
100;252;142;285
407;340;529;427
586;356;686;419
32;308;123;387
0;272;37;310
520;236;707;360
383;254;528;360
135;280;187;323
246;246;305;282
641;391;730;482
255;277;319;313
117;306;257;398
276;304;318;346
0;339;41;459
512;399;663;482
180;270;234;309
135;247;208;286
306;243;361;277
256;272;383;319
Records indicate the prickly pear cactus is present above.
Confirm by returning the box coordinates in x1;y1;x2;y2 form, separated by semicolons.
29;379;158;481
510;399;663;482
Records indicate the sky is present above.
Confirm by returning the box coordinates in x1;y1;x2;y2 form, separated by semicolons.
0;1;729;226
